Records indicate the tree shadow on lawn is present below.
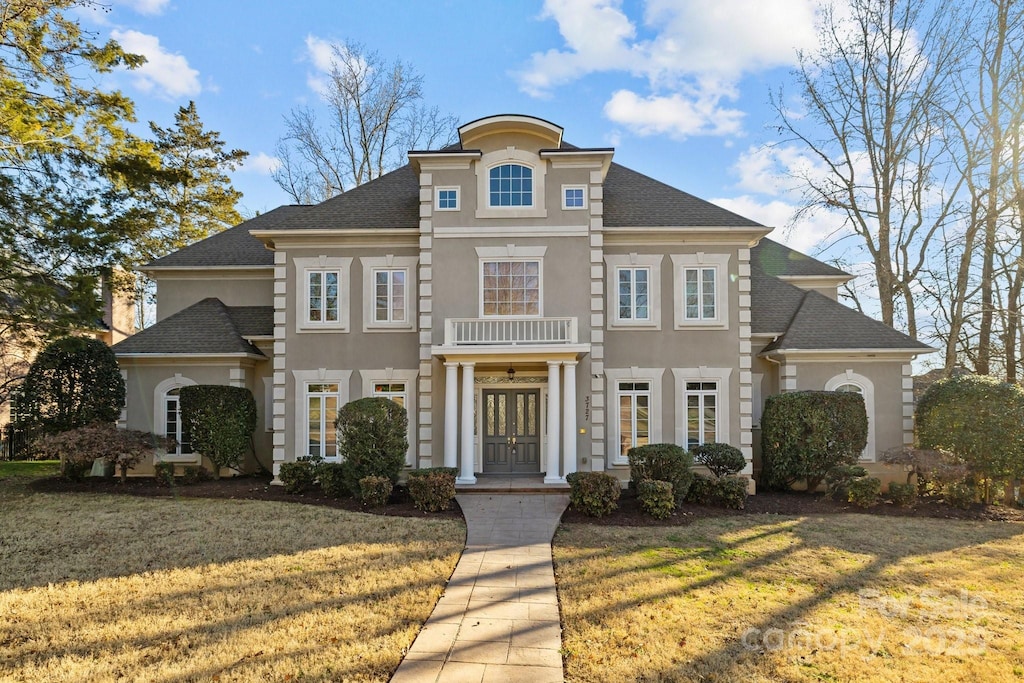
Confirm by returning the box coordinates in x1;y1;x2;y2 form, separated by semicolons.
556;515;1024;681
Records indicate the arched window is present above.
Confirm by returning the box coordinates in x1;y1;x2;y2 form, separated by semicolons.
489;164;533;207
154;375;198;462
825;372;875;461
164;388;192;457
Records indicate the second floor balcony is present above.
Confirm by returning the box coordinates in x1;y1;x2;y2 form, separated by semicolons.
444;317;579;347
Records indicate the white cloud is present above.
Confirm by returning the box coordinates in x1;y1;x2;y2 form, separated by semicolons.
712;194;844;254
242;152;281;175
517;0;822;139
107;0;170;15
302;35;370;100
111;29;200;98
732;144;830;196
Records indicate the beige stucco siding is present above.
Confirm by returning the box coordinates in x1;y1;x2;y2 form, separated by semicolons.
155;273;273;321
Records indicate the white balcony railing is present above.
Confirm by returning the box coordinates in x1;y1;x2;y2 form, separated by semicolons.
444;317;578;346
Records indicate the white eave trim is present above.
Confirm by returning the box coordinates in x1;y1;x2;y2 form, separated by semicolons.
143;265;273;273
248;228;419;238
115;352;266;360
760;347;937;359
779;274;855;286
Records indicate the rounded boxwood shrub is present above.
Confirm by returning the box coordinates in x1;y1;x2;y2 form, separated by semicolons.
685;472;714;505
628;443;694;505
408;471;456;512
279;461;318;494
847;477;881;507
637;479;674;519
317;462;348;498
943;479;977;509
692;442;746;478
566;471;621;517
335;397;408;495
358;475;393;507
887;481;917;507
761;391;867;492
712;476;749;510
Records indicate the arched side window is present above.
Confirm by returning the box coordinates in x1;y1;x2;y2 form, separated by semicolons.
153;375;199;463
489;163;533;207
825;371;875;461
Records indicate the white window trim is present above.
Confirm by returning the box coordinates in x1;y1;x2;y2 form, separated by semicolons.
605;254;663;330
294;256;352;333
293;369;352;463
263;377;273;433
606;367;665;466
359;255;418;332
825;370;876;462
671;253;730;329
477;255;545;318
361;369;418;467
153;374;199;464
562;184;587;210
475;148;547;219
673;367;733;450
436;186;460;211
752;372;764;428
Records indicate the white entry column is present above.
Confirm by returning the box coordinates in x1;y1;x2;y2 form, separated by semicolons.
562;360;577;480
457;362;476;484
443;362;459;469
544;360;562;483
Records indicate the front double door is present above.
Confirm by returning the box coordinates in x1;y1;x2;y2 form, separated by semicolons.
482;388;541;473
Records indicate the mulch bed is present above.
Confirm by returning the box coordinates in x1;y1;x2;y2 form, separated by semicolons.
26;475;1024;525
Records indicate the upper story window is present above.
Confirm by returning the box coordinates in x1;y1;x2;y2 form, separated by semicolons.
482;260;540;316
374;269;406;323
307;270;340;323
489;164;533;207
563;185;586;209
437;187;459;210
671;253;730;329
684;267;717;321
295;256;352;333
618;267;650;321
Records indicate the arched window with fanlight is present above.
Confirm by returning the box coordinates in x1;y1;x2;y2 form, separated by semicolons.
153;375;199;462
489;163;533;207
825;371;875;461
164;388;193;457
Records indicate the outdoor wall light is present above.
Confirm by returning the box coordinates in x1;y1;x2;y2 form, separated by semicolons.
507;365;516;381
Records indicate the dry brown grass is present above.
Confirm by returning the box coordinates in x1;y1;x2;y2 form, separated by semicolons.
0;485;464;682
554;515;1024;683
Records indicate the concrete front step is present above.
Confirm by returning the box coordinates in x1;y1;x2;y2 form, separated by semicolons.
455;475;570;494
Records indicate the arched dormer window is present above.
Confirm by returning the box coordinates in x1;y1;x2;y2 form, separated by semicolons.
489;163;533;207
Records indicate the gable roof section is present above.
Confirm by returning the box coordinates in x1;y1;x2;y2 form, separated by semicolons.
750;268;808;334
751;238;849;278
112;298;271;356
145;205;306;269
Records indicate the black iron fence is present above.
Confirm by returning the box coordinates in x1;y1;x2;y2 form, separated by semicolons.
1;423;35;460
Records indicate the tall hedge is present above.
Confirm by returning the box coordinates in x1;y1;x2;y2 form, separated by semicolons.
19;336;125;435
335;397;408;494
179;385;256;479
916;375;1024;501
760;390;867;492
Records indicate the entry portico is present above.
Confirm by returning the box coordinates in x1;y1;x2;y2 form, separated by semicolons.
434;317;588;484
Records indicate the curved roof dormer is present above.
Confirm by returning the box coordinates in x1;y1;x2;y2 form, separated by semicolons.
458;114;563;150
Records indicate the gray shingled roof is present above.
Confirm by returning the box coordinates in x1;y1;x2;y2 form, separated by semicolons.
146;206;305;268
112;298;271;356
751;238;849;278
760;288;932;352
750;268;808;334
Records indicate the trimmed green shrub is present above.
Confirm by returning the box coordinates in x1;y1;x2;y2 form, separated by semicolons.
692;442;746;478
887;481;917;507
317;462;348;498
279;461;317;494
566;471;621;517
637;479;674;519
684;472;714;505
628;443;694;505
408;471;456;512
335;397;408;495
917;375;1024;503
154;462;176;487
179;385;257;479
825;465;869;500
181;465;210;485
20;336;126;436
713;476;749;510
359;475;393;507
943;479;976;509
761;391;868;492
847;477;881;507
407;467;459;479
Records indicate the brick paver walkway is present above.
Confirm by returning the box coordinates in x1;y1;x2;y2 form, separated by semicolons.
391;493;569;683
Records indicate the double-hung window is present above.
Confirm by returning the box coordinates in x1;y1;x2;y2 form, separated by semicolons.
489;164;533;207
672;254;729;329
685;381;718;449
373;269;406;323
618;381;651;458
482;260;540;316
164;388;192;457
372;382;407;408
618;267;650;321
684;267;717;321
307;270;340;324
306;383;339;459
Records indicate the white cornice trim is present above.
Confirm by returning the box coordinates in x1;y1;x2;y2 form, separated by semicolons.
144;265;272;273
779;274;855;285
249;228;419;238
115;353;266;361
760;347;936;360
434;226;588;238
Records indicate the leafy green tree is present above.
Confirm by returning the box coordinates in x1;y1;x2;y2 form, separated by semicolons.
178;385;256;479
19;336;126;435
916;374;1024;502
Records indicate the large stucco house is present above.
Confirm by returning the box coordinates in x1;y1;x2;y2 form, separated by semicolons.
112;114;932;489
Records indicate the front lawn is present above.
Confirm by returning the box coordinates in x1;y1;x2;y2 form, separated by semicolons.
0;459;59;478
0;482;464;682
555;515;1024;682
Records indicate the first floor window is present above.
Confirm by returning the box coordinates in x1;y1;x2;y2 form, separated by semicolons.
618;381;650;457
482;260;540;316
372;382;407;409
308;270;340;323
374;269;406;323
618;267;650;321
307;383;339;459
685;381;717;448
165;388;192;456
684;267;717;320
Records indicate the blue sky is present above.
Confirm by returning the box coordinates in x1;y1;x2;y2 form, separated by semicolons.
78;0;846;256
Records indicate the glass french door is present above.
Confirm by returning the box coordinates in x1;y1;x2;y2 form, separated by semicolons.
481;389;540;473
